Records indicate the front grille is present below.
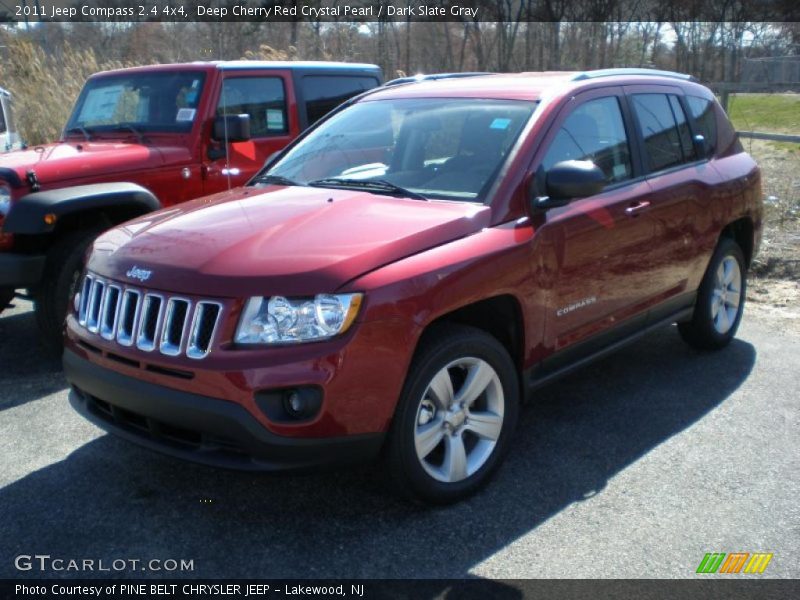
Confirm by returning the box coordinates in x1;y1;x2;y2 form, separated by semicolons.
76;273;223;360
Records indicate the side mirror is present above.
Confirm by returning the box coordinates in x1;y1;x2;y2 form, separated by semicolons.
212;114;251;143
533;160;606;210
692;134;707;158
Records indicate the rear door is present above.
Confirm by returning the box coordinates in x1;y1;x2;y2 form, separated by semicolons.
204;70;300;192
624;84;711;317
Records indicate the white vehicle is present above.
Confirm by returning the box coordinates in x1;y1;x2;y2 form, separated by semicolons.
0;87;22;152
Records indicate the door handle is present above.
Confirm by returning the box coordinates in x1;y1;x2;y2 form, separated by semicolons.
625;200;651;216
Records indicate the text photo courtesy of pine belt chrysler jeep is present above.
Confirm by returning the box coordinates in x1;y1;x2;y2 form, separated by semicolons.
0;61;382;351
63;69;762;504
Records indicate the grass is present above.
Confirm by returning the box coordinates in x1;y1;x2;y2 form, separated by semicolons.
726;93;800;135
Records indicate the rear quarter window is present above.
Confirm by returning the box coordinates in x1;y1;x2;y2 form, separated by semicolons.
686;96;718;157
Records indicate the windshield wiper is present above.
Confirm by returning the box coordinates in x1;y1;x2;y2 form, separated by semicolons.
65;126;93;141
251;174;303;187
308;178;428;201
108;123;146;144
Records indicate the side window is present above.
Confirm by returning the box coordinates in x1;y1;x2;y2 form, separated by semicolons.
302;76;380;125
668;95;696;162
217;77;287;137
631;93;691;172
542;96;632;184
686;95;718;158
0;101;6;134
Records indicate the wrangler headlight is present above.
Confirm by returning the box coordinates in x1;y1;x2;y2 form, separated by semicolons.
0;185;11;217
235;293;363;345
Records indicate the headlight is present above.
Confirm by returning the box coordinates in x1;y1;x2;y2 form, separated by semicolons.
235;293;363;345
0;185;11;217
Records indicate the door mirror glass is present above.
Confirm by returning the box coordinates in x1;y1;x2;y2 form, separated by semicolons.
212;114;251;143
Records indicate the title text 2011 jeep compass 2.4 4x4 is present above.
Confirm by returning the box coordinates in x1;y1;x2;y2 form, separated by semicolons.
64;69;762;503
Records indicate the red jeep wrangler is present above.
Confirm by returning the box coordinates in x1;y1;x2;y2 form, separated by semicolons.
0;61;382;349
64;69;762;503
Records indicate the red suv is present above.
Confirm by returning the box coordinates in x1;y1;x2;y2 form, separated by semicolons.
63;69;762;503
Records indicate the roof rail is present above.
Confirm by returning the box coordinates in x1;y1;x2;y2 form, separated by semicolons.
383;72;494;87
571;68;698;83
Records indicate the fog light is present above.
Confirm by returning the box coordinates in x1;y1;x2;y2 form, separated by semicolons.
286;391;305;416
255;387;323;423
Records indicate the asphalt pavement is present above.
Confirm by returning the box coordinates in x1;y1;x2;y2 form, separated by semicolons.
1;298;798;579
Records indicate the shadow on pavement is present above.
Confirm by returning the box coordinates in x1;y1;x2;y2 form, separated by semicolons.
0;305;64;412
0;326;756;579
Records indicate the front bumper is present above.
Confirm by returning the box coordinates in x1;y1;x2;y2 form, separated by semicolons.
64;348;385;471
0;252;45;287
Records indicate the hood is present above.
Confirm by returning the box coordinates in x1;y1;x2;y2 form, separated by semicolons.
0;140;169;187
88;185;491;297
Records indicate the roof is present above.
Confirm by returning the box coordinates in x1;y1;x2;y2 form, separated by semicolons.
369;72;578;101
366;69;706;102
91;61;381;78
0;87;10;97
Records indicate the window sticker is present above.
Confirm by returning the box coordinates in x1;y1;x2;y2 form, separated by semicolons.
490;117;511;130
176;108;196;122
266;108;285;131
78;85;124;122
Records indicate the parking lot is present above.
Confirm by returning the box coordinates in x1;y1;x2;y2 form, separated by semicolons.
1;298;798;579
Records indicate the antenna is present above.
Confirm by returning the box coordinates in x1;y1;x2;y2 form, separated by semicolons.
221;77;232;191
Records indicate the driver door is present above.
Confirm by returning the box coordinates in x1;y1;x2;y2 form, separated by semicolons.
204;71;299;193
530;87;662;364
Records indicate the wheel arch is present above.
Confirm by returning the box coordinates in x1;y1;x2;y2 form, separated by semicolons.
419;294;526;375
720;216;754;268
4;182;160;237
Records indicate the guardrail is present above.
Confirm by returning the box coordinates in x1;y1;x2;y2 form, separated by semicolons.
737;131;800;144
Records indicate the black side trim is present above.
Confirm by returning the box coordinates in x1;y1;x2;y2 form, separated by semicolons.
4;182;160;235
527;297;695;393
63;348;384;471
0;252;46;287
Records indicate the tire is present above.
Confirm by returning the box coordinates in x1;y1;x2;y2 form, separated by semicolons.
0;287;14;314
387;324;520;504
34;228;103;355
678;237;747;351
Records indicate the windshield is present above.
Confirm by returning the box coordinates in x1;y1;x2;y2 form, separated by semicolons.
65;71;206;135
266;98;536;202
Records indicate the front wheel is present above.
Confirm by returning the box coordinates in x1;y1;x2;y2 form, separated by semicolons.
387;325;520;504
34;228;103;355
678;237;747;351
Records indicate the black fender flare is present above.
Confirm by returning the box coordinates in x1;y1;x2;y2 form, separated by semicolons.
3;182;160;235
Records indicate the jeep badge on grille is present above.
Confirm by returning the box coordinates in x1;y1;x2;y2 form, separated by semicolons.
126;266;152;283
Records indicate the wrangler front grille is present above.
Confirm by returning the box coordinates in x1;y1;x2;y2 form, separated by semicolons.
76;273;223;359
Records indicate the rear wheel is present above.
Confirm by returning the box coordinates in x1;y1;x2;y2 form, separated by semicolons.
0;287;14;314
387;325;520;504
34;228;103;355
679;237;746;351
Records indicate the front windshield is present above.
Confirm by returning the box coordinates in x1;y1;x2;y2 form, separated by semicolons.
266;97;537;202
65;71;206;135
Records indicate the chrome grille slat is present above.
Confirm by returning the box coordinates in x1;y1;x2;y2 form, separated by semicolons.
116;290;141;346
187;302;223;360
160;298;191;356
86;279;105;333
74;273;222;360
100;285;121;340
136;294;165;352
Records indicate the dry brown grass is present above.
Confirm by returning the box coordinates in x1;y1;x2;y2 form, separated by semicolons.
0;39;140;145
